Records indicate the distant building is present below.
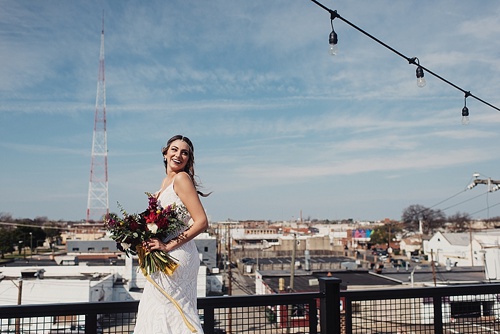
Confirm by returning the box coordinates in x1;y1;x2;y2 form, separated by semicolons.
66;240;118;253
424;230;500;281
193;232;217;272
400;235;422;256
425;231;483;267
0;231;220;307
255;269;399;332
0;266;116;306
60;222;107;243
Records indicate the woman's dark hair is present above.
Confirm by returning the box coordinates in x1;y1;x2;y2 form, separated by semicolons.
162;135;210;197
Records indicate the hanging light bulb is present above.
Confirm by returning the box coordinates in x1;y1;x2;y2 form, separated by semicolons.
328;18;338;56
329;30;338;55
462;95;470;125
462;106;469;125
409;57;426;87
416;66;426;87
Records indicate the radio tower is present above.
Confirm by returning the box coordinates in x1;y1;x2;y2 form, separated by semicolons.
86;14;109;223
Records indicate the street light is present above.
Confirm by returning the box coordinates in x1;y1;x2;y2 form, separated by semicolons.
18;240;26;260
410;265;422;288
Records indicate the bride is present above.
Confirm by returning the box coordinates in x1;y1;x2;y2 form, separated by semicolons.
134;135;209;334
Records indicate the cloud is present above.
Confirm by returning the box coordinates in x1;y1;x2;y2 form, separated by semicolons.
1;1;500;221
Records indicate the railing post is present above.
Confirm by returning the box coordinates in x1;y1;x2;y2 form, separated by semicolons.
433;295;444;334
308;298;318;334
85;313;98;334
203;307;215;334
319;277;342;334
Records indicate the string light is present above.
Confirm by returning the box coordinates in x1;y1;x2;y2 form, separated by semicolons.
413;58;426;88
328;26;338;55
328;10;338;56
309;0;500;123
462;93;470;125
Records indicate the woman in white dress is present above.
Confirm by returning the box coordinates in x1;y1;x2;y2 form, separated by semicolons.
134;135;209;334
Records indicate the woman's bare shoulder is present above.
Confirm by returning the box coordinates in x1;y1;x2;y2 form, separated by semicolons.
175;171;191;182
174;172;194;189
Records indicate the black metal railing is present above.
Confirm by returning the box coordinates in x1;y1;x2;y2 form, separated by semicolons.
342;283;500;334
1;278;500;334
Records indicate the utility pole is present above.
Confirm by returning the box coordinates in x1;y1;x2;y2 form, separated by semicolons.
16;280;23;305
467;174;500;219
226;223;232;334
287;233;297;334
467;175;500;192
227;224;232;296
14;279;23;334
387;222;393;259
469;221;474;266
431;249;436;287
290;233;297;291
29;232;32;260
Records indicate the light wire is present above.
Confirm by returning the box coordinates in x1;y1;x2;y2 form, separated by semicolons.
309;0;500;113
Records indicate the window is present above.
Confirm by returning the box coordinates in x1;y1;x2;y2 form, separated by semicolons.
204;247;208;252
291;304;307;318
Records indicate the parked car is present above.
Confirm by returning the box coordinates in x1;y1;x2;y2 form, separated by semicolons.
390;259;410;268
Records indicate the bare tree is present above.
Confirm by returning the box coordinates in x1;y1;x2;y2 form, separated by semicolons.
401;204;445;234
447;212;471;232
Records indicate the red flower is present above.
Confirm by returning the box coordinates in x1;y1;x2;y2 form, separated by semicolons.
129;220;139;231
145;210;158;224
156;215;169;229
148;196;159;210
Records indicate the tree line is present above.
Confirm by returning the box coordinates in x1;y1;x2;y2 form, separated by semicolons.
0;213;69;259
369;204;500;246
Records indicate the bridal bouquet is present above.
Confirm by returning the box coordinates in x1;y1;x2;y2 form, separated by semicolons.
105;193;189;276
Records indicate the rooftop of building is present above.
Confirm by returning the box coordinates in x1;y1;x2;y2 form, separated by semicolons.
259;269;401;293
379;265;492;285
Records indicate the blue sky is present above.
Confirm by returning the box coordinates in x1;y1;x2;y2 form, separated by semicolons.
1;1;500;223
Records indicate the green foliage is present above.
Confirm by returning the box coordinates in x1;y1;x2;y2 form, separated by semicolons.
43;222;62;247
369;222;402;245
0;227;14;258
369;227;387;245
13;224;46;252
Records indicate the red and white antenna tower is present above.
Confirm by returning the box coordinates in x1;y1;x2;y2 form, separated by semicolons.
86;14;109;222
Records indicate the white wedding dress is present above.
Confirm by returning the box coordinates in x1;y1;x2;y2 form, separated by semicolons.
134;180;204;334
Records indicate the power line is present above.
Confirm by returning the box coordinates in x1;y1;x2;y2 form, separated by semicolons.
469;202;500;217
404;183;498;219
0;222;62;230
427;189;467;210
439;192;488;213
